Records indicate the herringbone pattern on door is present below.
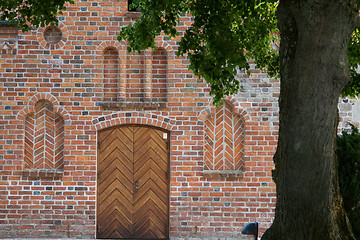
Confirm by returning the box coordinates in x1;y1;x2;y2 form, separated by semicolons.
97;125;169;239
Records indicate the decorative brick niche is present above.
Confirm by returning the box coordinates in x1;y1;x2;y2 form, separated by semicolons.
23;100;65;176
203;101;245;175
37;23;68;50
0;21;18;54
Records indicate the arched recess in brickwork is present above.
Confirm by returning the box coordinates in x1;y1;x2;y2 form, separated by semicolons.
154;40;175;55
103;47;119;102
17;93;70;121
17;93;69;174
143;40;173;104
24;100;65;170
200;101;247;173
151;48;168;102
97;41;126;102
92;112;175;131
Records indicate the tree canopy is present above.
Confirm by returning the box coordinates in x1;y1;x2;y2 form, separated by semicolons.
0;0;74;31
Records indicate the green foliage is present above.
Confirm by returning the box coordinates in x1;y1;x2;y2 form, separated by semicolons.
0;0;74;31
337;124;360;239
119;0;279;104
342;29;360;99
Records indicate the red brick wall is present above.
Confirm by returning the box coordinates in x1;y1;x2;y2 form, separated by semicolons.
0;23;18;54
126;50;145;102
103;47;119;102
152;48;168;103
0;1;279;239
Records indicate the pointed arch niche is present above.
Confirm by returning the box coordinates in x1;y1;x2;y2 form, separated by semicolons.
24;100;65;172
203;101;245;175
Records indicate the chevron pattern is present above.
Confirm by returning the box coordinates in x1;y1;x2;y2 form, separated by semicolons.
204;101;245;171
0;25;18;54
54;114;65;170
24;114;35;169
24;100;64;170
97;126;169;239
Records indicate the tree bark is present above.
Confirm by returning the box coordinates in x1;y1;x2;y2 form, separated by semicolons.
262;0;359;239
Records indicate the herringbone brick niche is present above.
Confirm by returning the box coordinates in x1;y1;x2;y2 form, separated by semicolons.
24;100;65;170
204;101;245;173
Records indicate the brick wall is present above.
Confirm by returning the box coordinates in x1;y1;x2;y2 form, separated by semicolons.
0;1;356;239
0;21;18;54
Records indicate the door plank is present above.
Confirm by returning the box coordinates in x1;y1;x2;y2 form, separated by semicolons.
99;160;133;188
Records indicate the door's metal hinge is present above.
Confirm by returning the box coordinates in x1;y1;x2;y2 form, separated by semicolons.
98;170;101;179
97;224;100;231
98;140;101;148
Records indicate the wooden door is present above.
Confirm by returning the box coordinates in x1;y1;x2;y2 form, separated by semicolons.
97;125;170;239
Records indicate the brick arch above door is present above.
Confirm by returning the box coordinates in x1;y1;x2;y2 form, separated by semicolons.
92;112;176;131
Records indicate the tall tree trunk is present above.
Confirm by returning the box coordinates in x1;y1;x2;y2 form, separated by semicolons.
262;1;359;239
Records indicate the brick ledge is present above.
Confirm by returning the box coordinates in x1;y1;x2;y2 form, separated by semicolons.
101;101;167;110
203;170;245;179
21;169;64;179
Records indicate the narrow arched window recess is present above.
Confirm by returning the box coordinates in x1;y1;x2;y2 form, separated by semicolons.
103;47;119;102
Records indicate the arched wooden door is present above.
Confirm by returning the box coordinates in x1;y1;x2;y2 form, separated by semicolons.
97;125;170;239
